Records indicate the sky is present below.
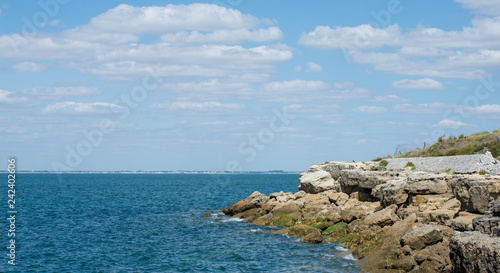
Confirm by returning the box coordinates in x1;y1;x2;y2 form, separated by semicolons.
0;0;500;172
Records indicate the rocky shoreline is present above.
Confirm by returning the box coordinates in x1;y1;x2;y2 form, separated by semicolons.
220;158;500;272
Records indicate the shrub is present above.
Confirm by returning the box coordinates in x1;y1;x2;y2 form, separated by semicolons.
373;157;383;162
438;135;445;142
405;162;416;170
379;160;389;167
479;170;488;175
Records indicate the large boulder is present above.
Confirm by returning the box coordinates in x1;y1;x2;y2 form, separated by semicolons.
298;169;340;194
450;231;500;273
372;179;408;205
363;204;399;227
404;172;450;194
401;224;444;250
270;224;324;243
453;179;490;214
338;170;395;189
221;191;268;216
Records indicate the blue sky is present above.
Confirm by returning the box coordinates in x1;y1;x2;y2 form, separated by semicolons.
1;0;500;171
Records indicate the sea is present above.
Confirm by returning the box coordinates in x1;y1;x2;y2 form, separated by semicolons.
2;173;361;272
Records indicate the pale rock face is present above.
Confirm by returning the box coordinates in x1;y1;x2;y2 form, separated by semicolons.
401;225;444;250
404;172;450;195
363;204;399;227
298;170;340;194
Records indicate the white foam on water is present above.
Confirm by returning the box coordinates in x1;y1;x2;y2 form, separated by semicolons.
222;217;243;222
335;245;349;252
250;228;263;233
343;253;357;261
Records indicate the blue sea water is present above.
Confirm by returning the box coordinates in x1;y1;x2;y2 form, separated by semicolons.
2;174;360;272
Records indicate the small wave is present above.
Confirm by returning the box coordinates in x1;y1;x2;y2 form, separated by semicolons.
250;228;263;233
222;218;243;222
335;246;349;252
343;253;357;261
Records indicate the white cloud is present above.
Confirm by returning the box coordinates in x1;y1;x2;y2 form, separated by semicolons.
294;66;302;72
161;79;254;101
305;62;323;73
352;106;388;113
42;102;123;114
432;119;471;128
393;103;448;114
327;88;370;101
392;78;445;90
455;0;500;16
475;104;500;114
263;80;329;92
151;101;245;113
78;4;260;37
372;95;408;103
202;121;227;126
11;62;46;72
48;20;61;26
334;82;354;89
0;90;27;104
342;131;364;136
161;27;283;44
298;24;400;50
23;86;101;98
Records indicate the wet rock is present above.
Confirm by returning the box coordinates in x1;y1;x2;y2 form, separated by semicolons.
221;191;268;216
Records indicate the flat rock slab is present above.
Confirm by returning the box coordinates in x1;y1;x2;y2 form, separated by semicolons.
386;153;498;174
450;231;500;273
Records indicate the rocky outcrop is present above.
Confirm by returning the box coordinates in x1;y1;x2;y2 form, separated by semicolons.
220;159;500;273
450;231;500;273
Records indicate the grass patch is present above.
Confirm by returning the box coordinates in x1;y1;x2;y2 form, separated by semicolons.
379;160;389;167
479;170;488;175
405;162;416;170
323;222;347;235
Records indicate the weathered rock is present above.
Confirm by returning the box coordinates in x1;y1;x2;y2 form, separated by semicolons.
473;214;500;237
252;213;275;226
298;170;340;194
404;172;450;194
453;179;490;213
385;153;497;173
280;224;324;243
338;170;395;189
221;191;268;216
401;224;443;250
271;202;301;214
451;212;483;231
340;210;354;223
327;192;349;206
375;179;408;206
450;231;500;273
321;161;371;180
363;204;399;227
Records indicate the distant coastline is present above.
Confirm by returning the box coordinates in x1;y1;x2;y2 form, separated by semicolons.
1;170;301;174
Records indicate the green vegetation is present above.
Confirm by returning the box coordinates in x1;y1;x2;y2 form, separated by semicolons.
323;222;347;234
405;162;416;170
479;170;488;175
379;160;389;167
398;130;500;159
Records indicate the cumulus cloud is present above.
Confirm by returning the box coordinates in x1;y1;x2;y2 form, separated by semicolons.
474;104;500;114
11;62;46;72
334;82;354;89
0;90;27;104
372;95;409;103
432;119;471;128
392;78;445;90
151;101;245;114
455;0;500;16
298;24;400;50
161;27;283;44
305;62;323;73
393;103;449;114
42;102;123;114
22;86;102;98
352;106;388;113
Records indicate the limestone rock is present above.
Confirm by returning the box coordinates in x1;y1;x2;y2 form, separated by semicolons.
404;172;450;194
284;224;324;243
375;179;408;206
363;204;399;227
338;170;395;189
221;191;268;216
453;179;490;213
298;170;340;194
401;224;443;250
451;212;483;232
450;231;500;273
327;192;349;206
